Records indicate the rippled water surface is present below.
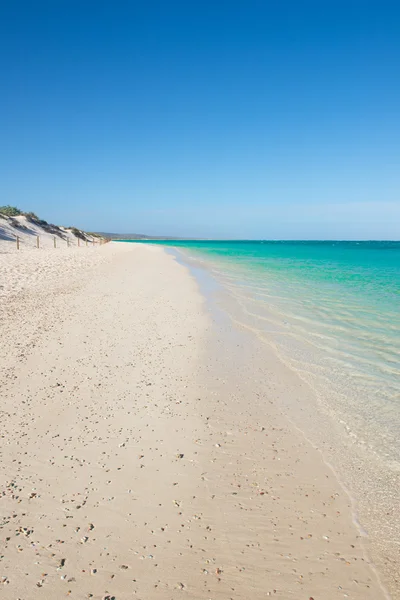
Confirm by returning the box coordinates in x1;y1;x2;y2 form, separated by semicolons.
125;240;400;468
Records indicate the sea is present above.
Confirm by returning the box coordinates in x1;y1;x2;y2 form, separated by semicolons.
123;239;400;583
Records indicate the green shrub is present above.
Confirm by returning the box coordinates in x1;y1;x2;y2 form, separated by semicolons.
0;205;23;217
25;211;40;221
70;226;86;240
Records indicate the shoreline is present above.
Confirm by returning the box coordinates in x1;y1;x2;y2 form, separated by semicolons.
168;244;399;600
0;242;392;599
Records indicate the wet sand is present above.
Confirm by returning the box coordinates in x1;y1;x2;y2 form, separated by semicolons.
0;243;390;599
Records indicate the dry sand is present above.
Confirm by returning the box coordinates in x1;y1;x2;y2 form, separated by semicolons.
0;214;100;252
0;242;390;599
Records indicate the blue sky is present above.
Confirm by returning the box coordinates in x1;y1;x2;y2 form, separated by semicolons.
1;1;399;239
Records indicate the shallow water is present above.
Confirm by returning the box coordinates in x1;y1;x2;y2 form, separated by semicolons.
122;239;400;590
126;240;400;468
126;241;400;555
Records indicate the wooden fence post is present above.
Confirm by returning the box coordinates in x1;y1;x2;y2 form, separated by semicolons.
16;236;20;250
37;235;40;249
54;237;56;248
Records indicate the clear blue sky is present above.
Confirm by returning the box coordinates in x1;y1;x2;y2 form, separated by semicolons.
1;1;399;239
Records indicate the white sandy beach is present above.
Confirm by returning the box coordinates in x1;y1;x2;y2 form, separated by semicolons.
0;242;391;599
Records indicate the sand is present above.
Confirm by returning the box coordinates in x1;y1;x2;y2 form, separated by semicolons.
0;214;100;253
0;242;391;599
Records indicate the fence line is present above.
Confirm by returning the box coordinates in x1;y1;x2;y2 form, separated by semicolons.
15;235;111;250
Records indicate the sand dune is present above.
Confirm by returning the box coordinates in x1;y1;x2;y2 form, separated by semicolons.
0;213;102;253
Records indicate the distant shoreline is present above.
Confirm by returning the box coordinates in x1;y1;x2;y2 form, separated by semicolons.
111;236;400;242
